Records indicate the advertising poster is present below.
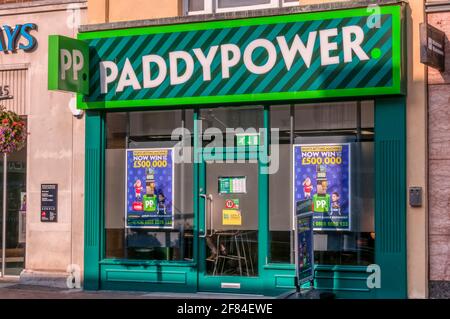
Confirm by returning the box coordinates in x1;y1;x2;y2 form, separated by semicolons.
126;148;174;229
295;199;314;285
294;144;351;231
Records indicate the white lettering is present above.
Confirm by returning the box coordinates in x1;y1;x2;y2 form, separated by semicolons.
342;26;369;63
277;32;317;70
320;28;340;66
72;49;84;81
243;38;277;74
99;61;118;94
117;58;141;93
193;46;218;81
142;54;167;88
60;49;72;80
221;44;241;79
170;51;194;85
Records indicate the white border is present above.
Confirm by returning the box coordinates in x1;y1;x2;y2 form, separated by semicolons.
185;0;299;15
292;143;352;232
282;0;299;8
125;148;175;230
215;0;279;14
186;0;213;15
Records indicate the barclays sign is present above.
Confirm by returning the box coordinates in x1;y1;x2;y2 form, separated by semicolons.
1;23;37;53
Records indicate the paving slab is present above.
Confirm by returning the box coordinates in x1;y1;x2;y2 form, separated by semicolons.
0;283;273;299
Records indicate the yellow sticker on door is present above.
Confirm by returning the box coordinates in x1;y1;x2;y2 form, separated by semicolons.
222;209;242;226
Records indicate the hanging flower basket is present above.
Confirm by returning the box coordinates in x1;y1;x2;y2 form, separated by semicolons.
0;106;27;154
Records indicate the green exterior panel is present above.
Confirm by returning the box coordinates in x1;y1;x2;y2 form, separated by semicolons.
84;111;104;290
374;97;407;298
99;262;198;293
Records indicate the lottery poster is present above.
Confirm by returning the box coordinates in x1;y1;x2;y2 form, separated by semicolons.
125;148;174;229
293;144;351;231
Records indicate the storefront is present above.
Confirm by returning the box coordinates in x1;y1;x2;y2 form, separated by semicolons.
70;2;408;298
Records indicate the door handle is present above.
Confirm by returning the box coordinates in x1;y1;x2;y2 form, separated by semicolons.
199;194;208;238
199;194;213;238
208;194;214;237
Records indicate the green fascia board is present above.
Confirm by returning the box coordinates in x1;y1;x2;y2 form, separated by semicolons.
77;87;402;110
77;5;404;110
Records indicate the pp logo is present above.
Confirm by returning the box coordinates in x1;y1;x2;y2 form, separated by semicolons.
66;264;81;289
60;49;85;82
316;200;327;209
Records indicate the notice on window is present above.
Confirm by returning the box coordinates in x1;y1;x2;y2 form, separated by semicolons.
126;148;174;229
222;209;242;226
218;177;246;194
293;144;351;231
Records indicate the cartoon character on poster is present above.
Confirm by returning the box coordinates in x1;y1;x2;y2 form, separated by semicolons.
294;144;351;231
134;179;143;201
302;177;313;199
126;149;174;229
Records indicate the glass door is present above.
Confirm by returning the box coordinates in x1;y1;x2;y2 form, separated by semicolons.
198;153;263;293
196;106;265;293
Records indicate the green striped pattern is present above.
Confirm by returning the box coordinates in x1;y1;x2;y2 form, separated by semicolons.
81;8;402;108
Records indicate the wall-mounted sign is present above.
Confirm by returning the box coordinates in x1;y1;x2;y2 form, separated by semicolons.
48;35;89;94
76;5;403;110
1;24;37;53
420;23;446;72
126;148;174;229
293;144;351;231
41;184;58;222
295;199;314;285
218;176;246;194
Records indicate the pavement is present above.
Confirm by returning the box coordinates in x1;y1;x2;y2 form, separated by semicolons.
0;280;272;299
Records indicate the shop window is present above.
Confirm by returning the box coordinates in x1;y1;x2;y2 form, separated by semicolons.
269;105;293;263
105;110;194;262
268;102;375;266
200;106;264;148
186;0;298;15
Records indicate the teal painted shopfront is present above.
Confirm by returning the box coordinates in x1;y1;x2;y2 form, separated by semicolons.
76;3;407;298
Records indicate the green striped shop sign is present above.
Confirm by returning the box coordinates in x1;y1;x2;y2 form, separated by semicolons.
77;5;403;110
